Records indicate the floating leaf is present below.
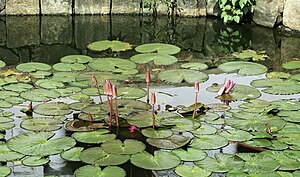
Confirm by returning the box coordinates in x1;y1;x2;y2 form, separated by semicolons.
172;148;207;161
52;72;78;83
218;61;267;75
190;124;217;135
207;103;231;112
68;100;94;111
130;53;178;65
6;96;25;105
88;58;136;73
74;165;126;177
80;147;129;166
76;71;128;85
61;147;84;162
20;118;63;131
16;62;51;72
72;129;116;144
60;55;93;64
219;129;253;142
0;123;14;131
266;72;291;79
118;87;147;99
0;117;13;123
282;60;300;69
0;91;19;99
69;93;90;100
130;150;181;170
181;62;208;71
3;83;33;92
7;132;76;156
158;69;208;84
101;139;145;155
33;102;72;116
261;150;300;171
232;49;268;61
22;156;49;167
0;100;12;108
195;153;244;173
251;78;300;95
141;128;173;138
291;74;300;81
238;99;270;113
56;87;82;97
161;118;200;132
0;166;11;177
175;164;211;177
270;99;300;111
21;89;60;102
88;40;132;52
189;134;228;150
0;144;25;162
278;110;300;123
147;134;191;149
266;140;289;150
53;62;86;72
0;60;6;68
30;71;52;79
135;43;180;54
35;79;64;89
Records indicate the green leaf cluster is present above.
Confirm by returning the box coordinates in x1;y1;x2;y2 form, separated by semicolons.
219;0;255;23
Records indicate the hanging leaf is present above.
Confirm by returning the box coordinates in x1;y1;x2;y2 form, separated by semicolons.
20;118;63;131
218;61;267;75
135;43;180;55
87;40;132;52
158;69;208;84
130;150;181;170
181;62;208;71
61;147;84;162
130;53;178;65
282;60;300;69
16;62;52;72
172;148;207;161
88;58;136;73
33;102;72;116
147;134;191;149
189;134;228;150
101;139;145;155
80;147;130;166
0;144;25;162
21;156;50;167
21;89;60;102
175;164;211;177
141;128;173;139
7;132;76;156
60;55;93;64
0;166;11;177
53;63;86;72
72;130;116;144
74;165;126;177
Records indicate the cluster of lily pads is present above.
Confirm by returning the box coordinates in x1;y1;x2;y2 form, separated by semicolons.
0;40;300;177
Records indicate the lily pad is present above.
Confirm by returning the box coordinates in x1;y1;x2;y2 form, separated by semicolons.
0;91;19;99
266;72;291;79
68;100;94;111
238;99;270;113
80;147;130;166
0;123;15;131
88;58;136;73
117;87;147;99
3;83;33;92
52;72;78;83
232;49;268;61
175;164;211;177
72;130;116;144
20;118;63;131
6;96;25;105
161;118;200;132
56;87;82;97
189;134;228;150
35;79;65;89
130;150;181;170
53;62;86;72
69;93;90;100
282;60;300;69
270;99;300;111
0;60;6;68
7;132;76;156
158;69;208;84
0;100;12;108
195;153;244;173
219;129;253;142
0;144;25;162
251;78;300;95
101;139;145;155
291;74;300;81
30;71;52;79
218;61;267;75
76;71;128;84
278;110;300;123
74;165;126;177
181;62;208;71
146;134;191;149
87;40;132;52
172;147;207;161
0;117;13;123
60;55;93;64
141;128;173;138
0;166;11;177
33;102;72;116
21;89;60;102
130;53;178;65
261;150;300;171
207;103;231;112
61;147;84;162
22;156;50;166
135;43;180;55
16;62;52;72
190;124;217;135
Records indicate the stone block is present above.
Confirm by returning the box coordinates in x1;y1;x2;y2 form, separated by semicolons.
6;16;40;48
74;0;110;14
206;0;220;16
178;0;206;16
112;0;140;14
253;0;282;28
0;47;19;66
0;18;5;45
283;0;300;31
41;16;72;44
0;0;5;15
41;0;72;15
6;0;39;15
281;36;300;62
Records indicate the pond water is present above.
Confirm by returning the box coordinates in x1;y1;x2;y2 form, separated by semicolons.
0;15;300;177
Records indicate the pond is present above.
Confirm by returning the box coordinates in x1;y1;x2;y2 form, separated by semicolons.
0;15;300;177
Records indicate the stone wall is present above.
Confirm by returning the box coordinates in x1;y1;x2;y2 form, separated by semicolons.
0;0;300;32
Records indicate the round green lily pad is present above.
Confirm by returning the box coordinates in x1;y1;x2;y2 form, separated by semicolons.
61;147;84;162
52;72;78;83
0;144;25;162
56;87;82;97
189;134;228;150
7;132;76;156
20;118;63;131
80;147;130;166
35;79;65;89
161;118;200;132
0;166;11;177
207;103;231;112
195;153;244;173
30;71;52;79
282;60;300;69
270;99;300;111
0;117;13;123
190;124;217;135
3;83;33;92
175;164;211;177
181;62;208;71
72;129;116;144
21;156;50;167
158;69;208;84
60;55;93;64
278;110;300;123
135;43;180;55
218;61;267;75
172;147;207;161
238;99;270;113
0;60;6;68
0;123;15;131
74;165;126;177
87;40;132;52
0;100;12;108
53;63;86;72
266;72;291;79
16;62;52;72
261;150;300;171
117;87;147;99
219;129;253;142
6;96;25;105
0;90;19;99
69;93;90;100
68;100;94;111
291;74;300;81
33;102;72;116
141;128;173;138
130;150;181;170
130;53;178;65
88;58;136;73
101;139;145;155
21;89;60;102
146;134;191;149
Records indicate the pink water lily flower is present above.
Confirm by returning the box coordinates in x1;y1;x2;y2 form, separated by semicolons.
128;125;140;133
217;79;235;96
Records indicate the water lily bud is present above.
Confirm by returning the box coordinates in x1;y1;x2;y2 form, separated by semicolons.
104;80;112;96
112;85;117;99
91;75;98;86
194;81;199;93
151;92;156;105
146;69;151;83
88;112;93;123
107;81;113;96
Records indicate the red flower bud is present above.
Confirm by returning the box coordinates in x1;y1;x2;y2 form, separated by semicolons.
91;75;98;86
112;85;117;99
146;69;150;83
151;92;156;105
194;81;199;93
